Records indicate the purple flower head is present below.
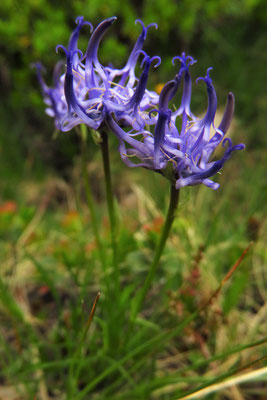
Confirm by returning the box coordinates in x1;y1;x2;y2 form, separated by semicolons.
107;54;245;190
36;17;159;132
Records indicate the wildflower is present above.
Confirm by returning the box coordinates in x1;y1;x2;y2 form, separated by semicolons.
106;53;245;190
36;17;159;132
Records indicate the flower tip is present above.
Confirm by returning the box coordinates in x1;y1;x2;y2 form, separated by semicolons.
135;19;145;28
140;55;150;69
147;22;158;30
222;137;232;148
227;92;235;104
136;50;148;67
212;182;220;190
74;16;93;32
109;16;117;23
172;55;185;66
204;67;214;85
188;56;197;66
55;45;67;55
135;19;158;35
196;67;213;86
158;80;177;109
75;16;84;24
73;49;84;58
172;53;197;69
85;21;94;32
171;56;178;66
31;62;44;72
236;143;246;150
151;56;161;68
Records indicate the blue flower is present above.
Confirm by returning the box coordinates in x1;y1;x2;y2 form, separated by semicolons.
37;17;244;190
106;53;245;190
36;17;159;132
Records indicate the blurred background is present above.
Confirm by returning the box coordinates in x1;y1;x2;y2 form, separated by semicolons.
0;0;266;199
1;2;267;399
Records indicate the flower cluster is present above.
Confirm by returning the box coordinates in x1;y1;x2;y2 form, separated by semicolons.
36;16;159;132
107;54;245;189
37;16;245;190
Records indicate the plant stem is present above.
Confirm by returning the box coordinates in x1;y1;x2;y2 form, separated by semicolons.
80;130;108;283
131;184;180;321
100;131;120;293
67;293;101;399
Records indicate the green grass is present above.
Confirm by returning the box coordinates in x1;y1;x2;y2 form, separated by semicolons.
0;128;266;400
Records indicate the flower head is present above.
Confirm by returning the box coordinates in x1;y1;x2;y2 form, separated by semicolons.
36;17;244;190
36;17;159;132
107;53;245;190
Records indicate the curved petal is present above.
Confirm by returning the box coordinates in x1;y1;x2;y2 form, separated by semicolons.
218;92;235;134
106;114;151;156
85;17;117;86
58;46;99;129
68;16;93;68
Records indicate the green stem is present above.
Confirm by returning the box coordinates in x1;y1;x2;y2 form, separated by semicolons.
80;131;108;282
131;184;180;320
100;131;120;292
67;293;101;399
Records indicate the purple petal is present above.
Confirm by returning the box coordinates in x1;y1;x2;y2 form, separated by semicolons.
218;92;235;134
60;47;99;129
85;17;117;86
106;114;151;156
